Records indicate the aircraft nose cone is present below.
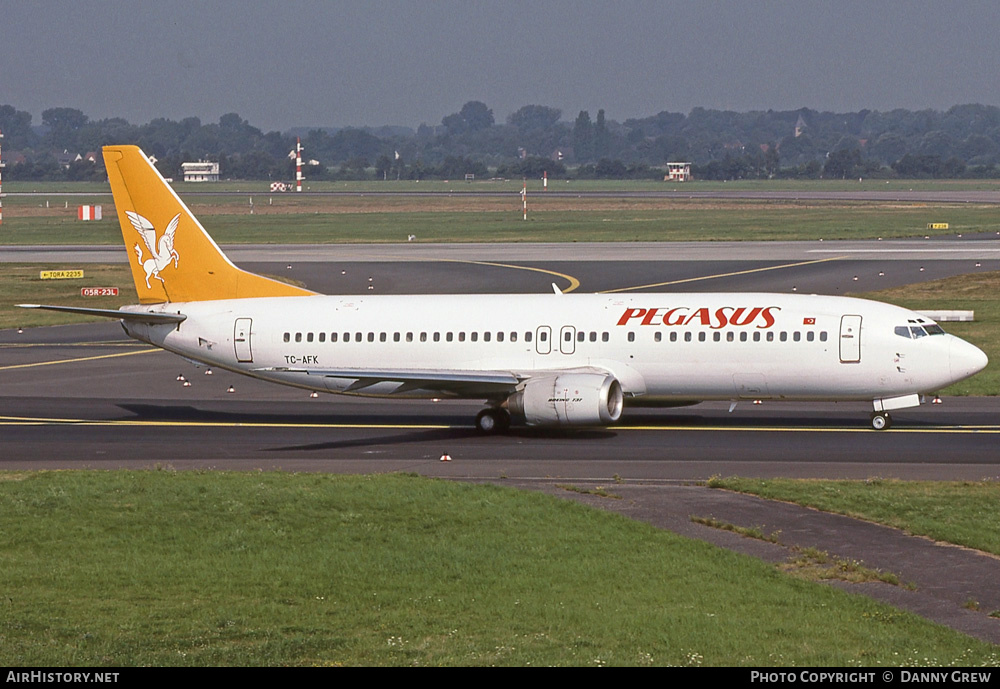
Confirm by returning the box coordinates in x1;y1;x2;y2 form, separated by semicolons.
950;337;988;381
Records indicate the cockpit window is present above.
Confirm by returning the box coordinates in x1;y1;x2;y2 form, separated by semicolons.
896;323;946;339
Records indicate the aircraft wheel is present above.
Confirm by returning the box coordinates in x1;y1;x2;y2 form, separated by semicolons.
475;408;510;435
870;412;892;431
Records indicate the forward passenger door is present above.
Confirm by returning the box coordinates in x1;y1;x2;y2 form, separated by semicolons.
839;315;862;363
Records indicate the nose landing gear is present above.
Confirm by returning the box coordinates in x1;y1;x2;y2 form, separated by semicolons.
870;412;892;431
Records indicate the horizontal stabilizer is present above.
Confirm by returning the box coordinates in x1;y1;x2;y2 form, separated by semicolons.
18;304;186;324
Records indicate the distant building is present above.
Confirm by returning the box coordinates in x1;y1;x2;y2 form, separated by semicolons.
55;150;76;168
181;160;220;182
665;162;692;182
795;114;808;138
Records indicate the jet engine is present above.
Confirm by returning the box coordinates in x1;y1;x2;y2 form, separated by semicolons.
507;373;624;427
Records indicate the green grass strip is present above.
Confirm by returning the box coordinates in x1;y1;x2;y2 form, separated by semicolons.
709;477;1000;557
0;471;997;666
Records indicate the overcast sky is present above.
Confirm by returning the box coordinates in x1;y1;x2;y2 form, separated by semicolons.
2;1;999;131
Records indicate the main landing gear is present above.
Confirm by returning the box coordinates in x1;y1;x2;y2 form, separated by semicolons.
475;407;511;435
870;412;892;431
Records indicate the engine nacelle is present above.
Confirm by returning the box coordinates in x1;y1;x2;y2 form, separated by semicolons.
507;373;624;427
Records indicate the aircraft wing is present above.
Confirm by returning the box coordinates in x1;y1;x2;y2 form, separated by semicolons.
254;365;622;398
255;366;522;395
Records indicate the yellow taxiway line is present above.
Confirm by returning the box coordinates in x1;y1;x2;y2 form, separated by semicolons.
0;348;161;371
437;258;581;293
601;256;847;293
1;415;998;434
0;415;450;430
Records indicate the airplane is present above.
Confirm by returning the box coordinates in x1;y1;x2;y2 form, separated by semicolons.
21;145;989;433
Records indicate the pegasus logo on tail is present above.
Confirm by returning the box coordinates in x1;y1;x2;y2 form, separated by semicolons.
127;211;180;289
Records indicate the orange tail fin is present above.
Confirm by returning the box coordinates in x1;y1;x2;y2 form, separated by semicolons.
103;145;316;303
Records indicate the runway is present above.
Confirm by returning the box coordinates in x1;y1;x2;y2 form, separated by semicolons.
3;240;999;480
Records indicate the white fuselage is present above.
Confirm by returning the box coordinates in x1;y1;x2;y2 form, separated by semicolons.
121;291;987;409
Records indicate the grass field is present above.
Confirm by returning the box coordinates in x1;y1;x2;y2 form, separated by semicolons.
7;177;1000;195
4;179;1000;245
4;203;1000;245
709;477;1000;559
0;470;997;667
1;264;138;329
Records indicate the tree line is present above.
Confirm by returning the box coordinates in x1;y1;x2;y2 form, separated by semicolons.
2;101;1000;182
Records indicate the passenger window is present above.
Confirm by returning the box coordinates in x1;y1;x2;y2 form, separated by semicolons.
698;332;706;342
538;331;546;342
510;331;517;342
459;332;466;342
793;332;801;342
484;332;491;342
393;332;400;342
295;333;302;343
525;332;532;343
684;332;692;342
367;332;374;342
471;332;479;342
806;331;814;342
589;331;597;342
283;333;290;342
406;332;413;342
752;332;760;342
564;331;572;342
434;332;440;342
577;331;585;342
420;332;427;342
654;332;662;342
380;332;387;342
766;332;774;342
319;333;326;342
446;332;453;342
602;332;609;342
780;332;787;342
497;332;504;342
331;332;338;342
713;332;721;342
819;331;827;342
627;332;635;342
670;332;678;342
355;333;363;342
307;332;314;343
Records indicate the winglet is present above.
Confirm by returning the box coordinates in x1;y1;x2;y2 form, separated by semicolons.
104;145;317;303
